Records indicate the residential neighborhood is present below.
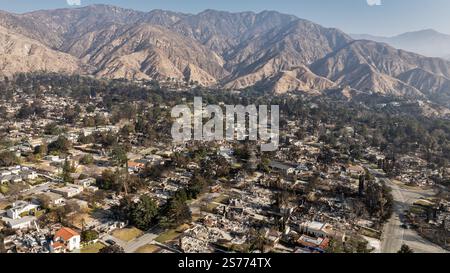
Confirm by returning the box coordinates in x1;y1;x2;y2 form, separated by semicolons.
0;1;450;258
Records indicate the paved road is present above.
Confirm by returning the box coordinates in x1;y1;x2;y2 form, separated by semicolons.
365;166;448;253
369;170;449;253
123;232;158;253
101;227;159;253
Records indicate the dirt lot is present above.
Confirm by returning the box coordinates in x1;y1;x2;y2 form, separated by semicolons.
112;227;143;242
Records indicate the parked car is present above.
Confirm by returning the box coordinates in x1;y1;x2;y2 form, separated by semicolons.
105;239;116;245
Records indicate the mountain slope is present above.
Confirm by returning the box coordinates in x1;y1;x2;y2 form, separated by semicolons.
1;5;450;103
0;25;84;78
169;10;298;55
398;68;450;96
223;19;352;88
310;40;450;98
351;29;450;58
87;24;226;85
0;5;147;50
256;66;336;94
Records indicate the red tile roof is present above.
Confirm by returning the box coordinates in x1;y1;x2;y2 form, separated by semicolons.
128;161;145;168
55;227;79;241
52;242;65;249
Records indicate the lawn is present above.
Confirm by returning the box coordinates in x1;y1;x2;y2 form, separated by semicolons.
112;227;143;242
205;194;229;212
155;229;180;243
155;224;190;243
213;194;229;204
360;228;381;239
81;242;106;253
27;177;46;186
0;184;8;195
206;203;220;212
134;244;160;253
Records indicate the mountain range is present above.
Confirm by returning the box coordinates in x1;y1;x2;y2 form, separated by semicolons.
351;29;450;59
1;4;450;105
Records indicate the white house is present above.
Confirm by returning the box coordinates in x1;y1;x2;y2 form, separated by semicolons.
51;185;83;198
75;178;96;188
4;216;36;230
52;227;81;252
6;201;40;220
36;192;66;207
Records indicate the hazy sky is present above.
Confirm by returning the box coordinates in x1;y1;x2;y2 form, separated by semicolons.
1;0;449;36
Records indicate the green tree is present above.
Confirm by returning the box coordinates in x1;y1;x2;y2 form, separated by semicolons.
86;105;96;113
110;145;128;167
79;154;94;165
62;159;76;183
99;245;125;253
83;116;96;127
110;145;130;195
34;142;48;157
187;175;207;199
160;190;192;228
0;233;6;253
97;169;118;191
81;230;99;242
0;151;20;167
129;195;159;230
48;136;71;154
398;244;414;253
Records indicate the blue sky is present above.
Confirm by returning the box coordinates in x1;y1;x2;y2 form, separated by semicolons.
0;0;449;36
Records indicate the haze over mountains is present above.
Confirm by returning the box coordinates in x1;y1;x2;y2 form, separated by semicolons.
351;29;450;59
1;4;450;104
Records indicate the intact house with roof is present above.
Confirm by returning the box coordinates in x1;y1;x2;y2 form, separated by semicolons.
1;201;40;229
6;201;40;220
74;177;96;188
0;166;38;184
51;227;81;253
34;192;66;208
74;177;99;192
50;184;83;198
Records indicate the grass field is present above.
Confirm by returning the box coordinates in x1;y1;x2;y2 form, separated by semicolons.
155;224;190;243
112;227;143;242
0;184;8;195
206;194;229;212
81;242;106;253
134;244;160;253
